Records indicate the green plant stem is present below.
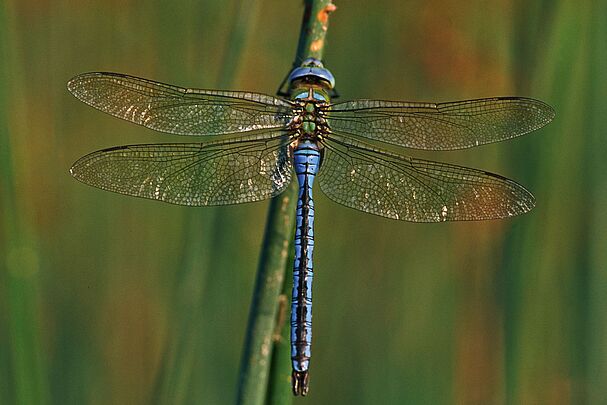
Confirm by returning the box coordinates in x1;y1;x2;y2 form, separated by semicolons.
236;186;298;405
236;1;335;404
266;251;295;405
294;0;336;64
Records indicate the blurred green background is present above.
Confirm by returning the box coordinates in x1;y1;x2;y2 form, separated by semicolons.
1;0;605;404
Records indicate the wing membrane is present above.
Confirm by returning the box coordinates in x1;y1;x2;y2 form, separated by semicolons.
327;97;554;150
67;72;294;136
319;135;535;222
70;133;292;206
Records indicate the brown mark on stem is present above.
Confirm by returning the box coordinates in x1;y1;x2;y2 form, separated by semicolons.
317;3;337;27
273;295;289;342
310;39;324;52
309;3;336;53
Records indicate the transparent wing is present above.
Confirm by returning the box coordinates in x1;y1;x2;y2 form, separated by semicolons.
327;97;554;150
70;133;293;206
67;72;294;136
318;135;535;222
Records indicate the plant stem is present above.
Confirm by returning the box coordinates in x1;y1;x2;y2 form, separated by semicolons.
266;253;295;404
294;0;337;64
236;186;297;405
236;1;335;404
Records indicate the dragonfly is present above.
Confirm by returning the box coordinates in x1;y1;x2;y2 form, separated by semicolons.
67;58;554;396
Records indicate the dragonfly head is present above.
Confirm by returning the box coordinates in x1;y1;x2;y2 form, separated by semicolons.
288;58;336;91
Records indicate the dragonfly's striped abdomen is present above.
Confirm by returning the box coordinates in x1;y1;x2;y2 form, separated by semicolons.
291;140;320;396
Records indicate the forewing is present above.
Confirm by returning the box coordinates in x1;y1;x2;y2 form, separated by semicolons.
327;97;554;150
70;134;293;206
319;136;535;222
67;72;294;136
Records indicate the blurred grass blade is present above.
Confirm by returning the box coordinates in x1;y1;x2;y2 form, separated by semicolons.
1;1;49;404
216;0;262;88
151;2;261;404
505;1;598;403
587;0;607;402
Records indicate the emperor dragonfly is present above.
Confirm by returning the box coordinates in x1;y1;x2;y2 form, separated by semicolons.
68;58;554;395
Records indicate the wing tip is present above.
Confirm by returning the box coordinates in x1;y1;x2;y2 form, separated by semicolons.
525;98;556;128
69;153;94;183
67;71;137;98
500;175;536;218
67;72;103;93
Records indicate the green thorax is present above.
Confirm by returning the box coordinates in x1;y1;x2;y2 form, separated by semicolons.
291;86;330;136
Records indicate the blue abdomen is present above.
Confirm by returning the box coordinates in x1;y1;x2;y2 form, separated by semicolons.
290;140;320;394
